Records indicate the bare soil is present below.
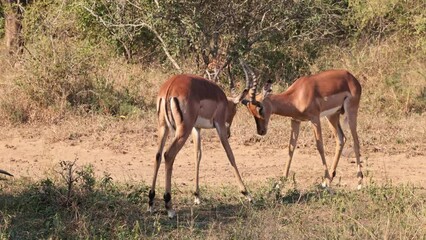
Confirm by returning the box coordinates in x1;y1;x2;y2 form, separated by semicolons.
1;118;425;190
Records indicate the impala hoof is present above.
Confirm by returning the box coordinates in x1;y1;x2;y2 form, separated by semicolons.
357;184;362;190
321;181;329;189
148;206;155;214
194;196;201;205
167;209;176;219
246;194;255;203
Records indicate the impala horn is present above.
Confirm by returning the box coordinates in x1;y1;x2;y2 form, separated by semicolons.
239;59;251;106
0;169;13;177
249;68;258;104
239;59;262;106
233;88;249;104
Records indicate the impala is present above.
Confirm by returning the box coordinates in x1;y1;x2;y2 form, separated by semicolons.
149;74;251;218
242;69;363;189
0;169;13;176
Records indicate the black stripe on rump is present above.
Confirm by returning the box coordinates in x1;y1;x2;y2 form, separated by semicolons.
171;97;183;126
157;98;162;118
165;98;176;130
340;97;347;115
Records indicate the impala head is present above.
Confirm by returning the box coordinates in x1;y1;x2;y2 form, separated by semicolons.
225;89;249;138
242;79;273;136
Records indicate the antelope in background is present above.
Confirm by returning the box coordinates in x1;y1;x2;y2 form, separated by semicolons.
241;67;363;189
149;74;251;218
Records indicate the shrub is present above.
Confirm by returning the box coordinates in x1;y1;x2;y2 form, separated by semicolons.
0;88;32;123
0;4;4;38
0;0;150;121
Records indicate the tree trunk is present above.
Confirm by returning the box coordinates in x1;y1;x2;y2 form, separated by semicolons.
227;63;235;91
3;0;26;55
5;11;23;54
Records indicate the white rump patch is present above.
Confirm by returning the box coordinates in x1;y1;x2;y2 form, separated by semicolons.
320;106;341;117
163;98;174;129
194;117;214;128
194;196;201;205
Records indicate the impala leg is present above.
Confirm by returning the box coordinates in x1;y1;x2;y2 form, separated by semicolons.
149;123;169;213
347;111;363;189
192;127;202;205
311;118;332;187
284;119;301;179
216;124;252;202
343;97;363;189
326;113;346;182
163;126;191;218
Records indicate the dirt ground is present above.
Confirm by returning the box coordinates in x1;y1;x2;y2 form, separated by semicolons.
1;121;425;191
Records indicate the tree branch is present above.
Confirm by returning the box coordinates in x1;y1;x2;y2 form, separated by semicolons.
83;5;182;71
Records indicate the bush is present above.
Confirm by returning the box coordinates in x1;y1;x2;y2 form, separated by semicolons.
17;39;95;108
0;4;4;38
13;38;148;119
0;1;150;122
346;0;426;42
0;89;31;123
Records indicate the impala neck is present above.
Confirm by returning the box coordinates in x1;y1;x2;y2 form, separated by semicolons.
267;93;300;117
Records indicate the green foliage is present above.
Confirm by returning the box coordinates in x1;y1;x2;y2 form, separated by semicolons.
0;163;150;239
80;0;351;83
75;0;160;62
0;3;4;38
347;0;426;42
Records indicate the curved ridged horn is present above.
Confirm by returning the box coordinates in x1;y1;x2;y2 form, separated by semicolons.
249;70;258;103
233;88;249;104
239;59;251;89
239;59;260;105
0;169;13;177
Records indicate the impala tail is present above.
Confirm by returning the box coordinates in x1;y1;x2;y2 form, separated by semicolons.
0;169;13;177
157;95;184;131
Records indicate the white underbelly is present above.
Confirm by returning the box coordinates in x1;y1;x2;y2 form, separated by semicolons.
194;116;214;128
320;106;341;117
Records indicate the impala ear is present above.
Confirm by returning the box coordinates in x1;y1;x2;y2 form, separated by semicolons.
233;88;249;104
0;169;13;177
262;80;272;98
